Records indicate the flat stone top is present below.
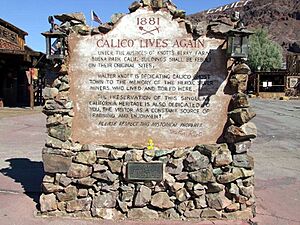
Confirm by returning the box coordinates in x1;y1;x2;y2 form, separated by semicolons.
69;8;231;149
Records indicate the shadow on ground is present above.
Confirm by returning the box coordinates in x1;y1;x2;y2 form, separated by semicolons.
0;158;44;208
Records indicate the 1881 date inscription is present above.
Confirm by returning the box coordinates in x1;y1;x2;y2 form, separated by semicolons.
69;8;231;148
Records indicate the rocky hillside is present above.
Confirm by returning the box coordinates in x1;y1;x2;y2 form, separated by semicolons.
187;0;300;55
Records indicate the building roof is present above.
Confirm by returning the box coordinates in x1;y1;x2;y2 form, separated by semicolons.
0;18;28;36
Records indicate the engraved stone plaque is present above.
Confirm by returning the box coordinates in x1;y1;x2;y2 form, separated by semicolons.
127;162;163;181
69;8;231;148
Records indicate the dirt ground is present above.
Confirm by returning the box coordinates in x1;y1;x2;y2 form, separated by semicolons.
0;99;299;225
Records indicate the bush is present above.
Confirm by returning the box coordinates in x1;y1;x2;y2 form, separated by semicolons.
248;29;283;71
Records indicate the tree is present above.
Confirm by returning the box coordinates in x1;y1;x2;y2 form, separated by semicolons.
248;29;283;71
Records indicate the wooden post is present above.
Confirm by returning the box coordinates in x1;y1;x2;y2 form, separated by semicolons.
29;79;34;109
284;73;287;93
256;73;260;96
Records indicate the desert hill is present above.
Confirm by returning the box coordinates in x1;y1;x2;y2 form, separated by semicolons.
187;0;300;54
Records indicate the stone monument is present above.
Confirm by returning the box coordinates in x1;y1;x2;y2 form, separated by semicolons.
40;0;256;221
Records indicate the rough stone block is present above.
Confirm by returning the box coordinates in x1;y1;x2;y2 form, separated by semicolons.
241;122;257;138
231;93;249;108
228;108;256;125
109;149;125;159
98;23;113;33
134;185;152;207
92;171;118;182
92;192;117;208
206;190;232;210
201;209;221;219
43;175;55;183
173;9;186;18
161;208;181;219
73;151;97;165
184;209;202;219
169;182;184;192
92;208;124;220
42;183;64;193
59;82;70;92
194;21;208;37
206;182;225;193
209;22;232;34
128;1;142;12
229;183;240;196
216;167;243;183
66;197;92;212
57;174;72;187
175;172;189;181
76;177;97;186
189;167;215;183
214;147;232;167
225;203;240;212
194;195;207;208
46;114;63;127
240;168;255;177
42;153;72;173
62;141;81;152
173;148;188;158
194;144;219;161
239;185;254;198
57;201;66;211
42;147;74;157
111;13;125;24
93;164;108;172
117;200;128;213
54;12;86;24
141;0;152;6
40;193;57;212
128;208;159;220
58;64;68;75
222;208;253;220
48;124;71;142
231;141;252;154
100;180;120;192
73;211;91;218
232;63;251;75
67;163;92;178
96;148;111;158
56;185;78;202
124;150;143;161
185;151;209;171
178;200;195;214
225;124;257;143
193;183;205;196
78;189;88;197
166;158;184;175
233;154;254;169
107;160;122;173
42;87;59;99
150;192;174;209
152;0;163;9
81;144;98;151
243;176;254;187
176;188;190;202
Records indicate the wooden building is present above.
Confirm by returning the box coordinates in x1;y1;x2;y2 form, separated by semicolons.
0;18;44;107
248;53;300;98
286;53;300;96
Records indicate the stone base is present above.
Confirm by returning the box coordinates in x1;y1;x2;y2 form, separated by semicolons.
40;143;255;221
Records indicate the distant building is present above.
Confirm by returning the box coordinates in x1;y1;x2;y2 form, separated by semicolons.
0;18;44;107
248;53;300;98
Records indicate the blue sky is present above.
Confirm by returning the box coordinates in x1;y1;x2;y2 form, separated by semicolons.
0;0;234;52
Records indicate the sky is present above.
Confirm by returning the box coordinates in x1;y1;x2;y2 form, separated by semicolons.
0;0;235;52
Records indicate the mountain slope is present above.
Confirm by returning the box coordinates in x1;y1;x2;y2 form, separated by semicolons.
187;0;300;54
